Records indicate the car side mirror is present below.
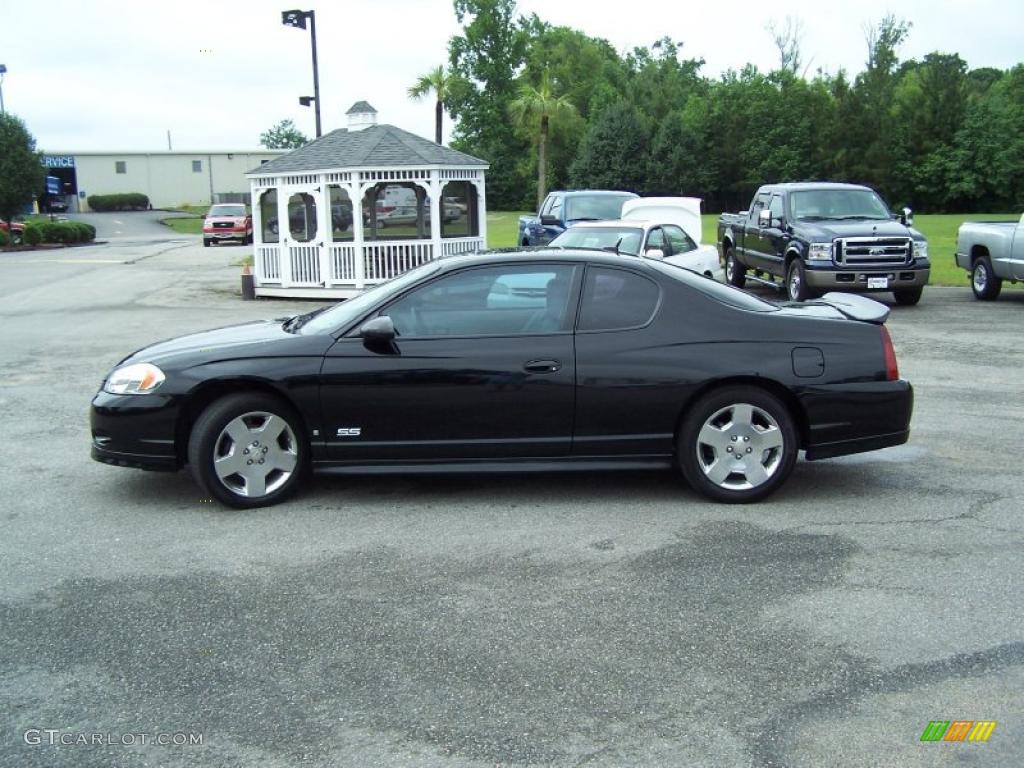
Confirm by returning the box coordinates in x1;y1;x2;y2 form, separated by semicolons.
901;207;914;227
758;209;772;227
360;315;396;343
644;248;665;259
540;214;559;226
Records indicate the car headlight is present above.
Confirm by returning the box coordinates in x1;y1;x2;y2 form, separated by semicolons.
807;242;833;261
104;363;166;395
913;240;928;260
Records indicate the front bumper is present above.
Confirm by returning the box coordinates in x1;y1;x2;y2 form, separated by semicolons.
204;229;248;240
800;379;913;460
805;266;929;291
90;391;182;471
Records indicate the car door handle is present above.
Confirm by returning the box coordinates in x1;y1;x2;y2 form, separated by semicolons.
523;359;561;373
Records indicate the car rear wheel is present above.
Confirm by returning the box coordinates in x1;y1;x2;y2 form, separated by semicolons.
971;256;1002;301
188;393;307;509
893;287;923;306
724;246;745;288
678;386;798;503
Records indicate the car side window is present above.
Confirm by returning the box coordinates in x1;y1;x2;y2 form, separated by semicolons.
577;267;660;332
646;227;666;255
540;196;555;217
768;195;784;223
549;196;563;220
751;194;770;217
384;265;576;338
664;225;696;254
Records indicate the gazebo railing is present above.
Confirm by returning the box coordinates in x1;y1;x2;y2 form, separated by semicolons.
258;236;486;289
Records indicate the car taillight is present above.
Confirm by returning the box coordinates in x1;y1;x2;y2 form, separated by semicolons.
881;325;899;381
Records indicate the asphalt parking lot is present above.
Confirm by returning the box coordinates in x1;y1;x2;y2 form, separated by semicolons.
1;231;1022;767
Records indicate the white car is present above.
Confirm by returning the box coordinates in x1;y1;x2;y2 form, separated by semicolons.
549;197;722;280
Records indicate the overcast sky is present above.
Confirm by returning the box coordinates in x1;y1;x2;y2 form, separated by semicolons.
1;0;1021;153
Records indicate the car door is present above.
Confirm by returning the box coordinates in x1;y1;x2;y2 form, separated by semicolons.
1013;214;1024;280
748;194;785;274
742;192;771;268
572;265;675;457
320;263;580;462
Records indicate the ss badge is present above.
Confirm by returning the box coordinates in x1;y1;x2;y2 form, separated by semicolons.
336;427;362;437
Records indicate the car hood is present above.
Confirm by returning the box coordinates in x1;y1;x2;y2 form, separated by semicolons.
122;319;324;367
797;219;922;241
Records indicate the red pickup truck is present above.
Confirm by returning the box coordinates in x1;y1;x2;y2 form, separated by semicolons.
202;204;252;247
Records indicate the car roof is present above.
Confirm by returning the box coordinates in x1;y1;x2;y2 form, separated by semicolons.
760;182;874;193
442;248;665;273
546;190;639;197
557;220;651;229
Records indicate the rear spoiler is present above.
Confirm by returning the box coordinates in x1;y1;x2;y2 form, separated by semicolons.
815;292;890;324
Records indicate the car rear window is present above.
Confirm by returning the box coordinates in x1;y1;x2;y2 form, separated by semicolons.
648;261;779;312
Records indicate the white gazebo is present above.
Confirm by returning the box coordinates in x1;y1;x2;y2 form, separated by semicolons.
247;102;488;298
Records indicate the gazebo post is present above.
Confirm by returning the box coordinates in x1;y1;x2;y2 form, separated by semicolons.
428;176;442;260
275;184;292;288
349;180;364;289
315;175;330;287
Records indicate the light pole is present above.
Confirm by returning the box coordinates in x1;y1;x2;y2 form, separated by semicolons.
0;64;7;114
281;10;321;138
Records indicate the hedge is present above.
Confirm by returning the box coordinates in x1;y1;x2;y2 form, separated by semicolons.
0;229;8;246
22;225;42;246
10;220;96;246
87;193;150;212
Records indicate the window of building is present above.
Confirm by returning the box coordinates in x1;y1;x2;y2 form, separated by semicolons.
440;181;478;239
192;160;203;173
115;161;127;174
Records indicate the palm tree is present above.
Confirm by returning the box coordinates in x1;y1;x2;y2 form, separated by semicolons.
509;72;578;210
408;65;452;145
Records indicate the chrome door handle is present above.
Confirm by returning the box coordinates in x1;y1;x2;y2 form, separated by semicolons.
523;359;561;373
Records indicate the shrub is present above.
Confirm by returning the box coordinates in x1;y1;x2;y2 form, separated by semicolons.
87;193;150;212
0;229;8;246
22;224;42;246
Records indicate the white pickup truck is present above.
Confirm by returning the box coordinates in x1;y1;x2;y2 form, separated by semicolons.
956;213;1024;300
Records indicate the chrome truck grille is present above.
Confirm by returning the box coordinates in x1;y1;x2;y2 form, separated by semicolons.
834;237;912;267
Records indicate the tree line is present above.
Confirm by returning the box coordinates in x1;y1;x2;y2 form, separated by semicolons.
434;1;1024;213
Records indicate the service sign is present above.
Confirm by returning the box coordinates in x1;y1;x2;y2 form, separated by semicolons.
42;155;75;169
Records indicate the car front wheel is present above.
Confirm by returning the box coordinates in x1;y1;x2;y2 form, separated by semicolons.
678;386;798;503
786;260;813;302
188;393;307;508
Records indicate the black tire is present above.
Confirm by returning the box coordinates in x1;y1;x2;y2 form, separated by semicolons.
724;245;746;288
971;256;1002;301
203;238;211;248
188;392;308;509
786;259;812;302
678;386;798;503
893;287;924;306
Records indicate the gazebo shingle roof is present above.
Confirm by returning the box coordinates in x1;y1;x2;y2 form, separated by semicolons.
250;124;488;174
346;101;377;114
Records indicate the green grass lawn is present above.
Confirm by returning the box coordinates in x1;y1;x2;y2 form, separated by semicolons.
162;216;204;235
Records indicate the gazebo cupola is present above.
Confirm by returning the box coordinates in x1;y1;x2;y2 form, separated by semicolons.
247;101;489;298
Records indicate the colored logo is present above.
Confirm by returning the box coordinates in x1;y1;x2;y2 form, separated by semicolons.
920;721;996;742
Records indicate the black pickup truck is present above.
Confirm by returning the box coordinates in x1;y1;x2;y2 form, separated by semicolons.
718;182;930;304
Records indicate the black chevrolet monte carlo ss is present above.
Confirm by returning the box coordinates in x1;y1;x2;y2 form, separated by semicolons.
91;250;913;508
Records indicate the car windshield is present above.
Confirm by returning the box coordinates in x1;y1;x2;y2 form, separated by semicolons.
297;261;442;335
790;189;891;221
565;195;635;222
210;205;246;217
550;227;643;255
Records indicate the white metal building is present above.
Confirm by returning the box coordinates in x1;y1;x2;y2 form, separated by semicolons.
39;150;283;212
247;102;488;299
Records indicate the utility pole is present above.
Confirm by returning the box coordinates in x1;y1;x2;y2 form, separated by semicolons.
282;10;322;138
